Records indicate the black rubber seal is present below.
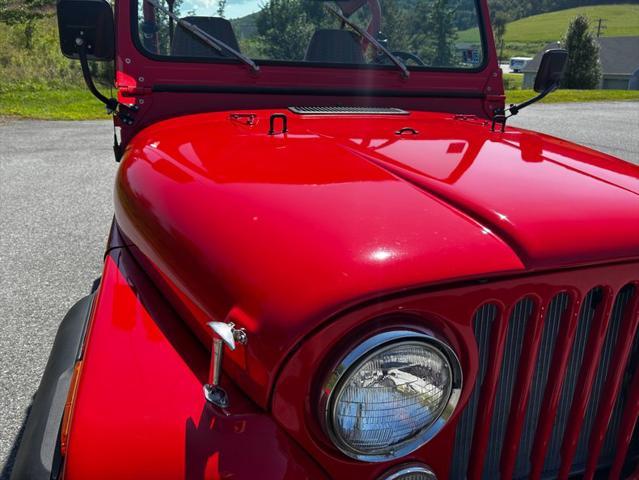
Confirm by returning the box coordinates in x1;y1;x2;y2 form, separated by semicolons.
152;83;486;99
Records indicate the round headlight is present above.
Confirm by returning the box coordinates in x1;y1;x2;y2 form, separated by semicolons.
379;463;437;480
322;331;462;461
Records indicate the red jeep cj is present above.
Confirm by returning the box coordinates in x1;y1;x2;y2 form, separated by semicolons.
11;0;639;479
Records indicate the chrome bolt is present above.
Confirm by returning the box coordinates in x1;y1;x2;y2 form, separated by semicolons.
203;384;229;408
125;58;131;64
234;328;248;345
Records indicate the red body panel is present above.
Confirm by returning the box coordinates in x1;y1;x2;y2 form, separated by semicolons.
270;262;639;479
114;109;639;408
112;0;505;144
57;1;639;477
66;221;639;480
64;247;328;480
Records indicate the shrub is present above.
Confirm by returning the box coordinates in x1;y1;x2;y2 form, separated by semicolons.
562;15;602;89
0;16;112;90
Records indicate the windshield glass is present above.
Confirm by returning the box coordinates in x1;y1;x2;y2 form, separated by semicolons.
135;0;485;70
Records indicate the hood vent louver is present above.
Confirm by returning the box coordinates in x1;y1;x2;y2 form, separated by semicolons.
289;106;409;115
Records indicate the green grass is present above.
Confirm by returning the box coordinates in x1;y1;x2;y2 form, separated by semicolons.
503;73;524;90
505;89;639;105
459;4;639;44
1;86;637;121
500;42;547;60
0;87;108;120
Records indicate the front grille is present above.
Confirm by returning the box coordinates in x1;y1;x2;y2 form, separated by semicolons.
451;281;639;479
288;106;409;115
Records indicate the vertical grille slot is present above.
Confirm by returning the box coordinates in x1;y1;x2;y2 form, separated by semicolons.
586;284;639;474
606;288;639;462
513;292;569;477
558;287;615;478
544;288;603;473
451;282;639;479
483;298;535;478
578;285;636;464
450;304;498;479
541;288;602;472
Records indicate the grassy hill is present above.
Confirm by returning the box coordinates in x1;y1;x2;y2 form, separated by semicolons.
459;4;639;44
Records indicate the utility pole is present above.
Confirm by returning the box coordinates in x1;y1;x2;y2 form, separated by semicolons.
596;18;607;37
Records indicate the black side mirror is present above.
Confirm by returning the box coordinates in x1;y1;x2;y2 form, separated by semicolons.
57;0;115;61
534;49;568;93
492;48;568;132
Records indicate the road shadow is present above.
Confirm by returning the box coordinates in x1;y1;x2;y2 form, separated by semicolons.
0;400;33;480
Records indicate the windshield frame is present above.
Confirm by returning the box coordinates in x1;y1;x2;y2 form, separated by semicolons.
129;0;490;74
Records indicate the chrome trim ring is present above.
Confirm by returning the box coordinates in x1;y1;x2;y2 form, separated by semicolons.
320;330;463;462
378;463;438;480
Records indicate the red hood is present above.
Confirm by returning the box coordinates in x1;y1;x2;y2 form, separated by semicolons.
114;109;639;406
323;115;639;267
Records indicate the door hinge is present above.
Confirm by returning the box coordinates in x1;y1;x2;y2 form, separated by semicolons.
484;94;506;120
485;94;505;103
119;86;152;97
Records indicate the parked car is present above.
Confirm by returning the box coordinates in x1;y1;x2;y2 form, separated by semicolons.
510;56;532;73
11;0;639;479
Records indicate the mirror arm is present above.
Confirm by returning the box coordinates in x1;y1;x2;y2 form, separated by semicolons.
491;83;557;133
76;38;113;108
509;84;555;115
75;37;137;125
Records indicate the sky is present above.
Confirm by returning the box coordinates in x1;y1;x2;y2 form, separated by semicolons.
183;0;263;19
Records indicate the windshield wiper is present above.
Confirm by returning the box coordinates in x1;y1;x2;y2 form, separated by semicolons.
144;0;259;73
325;5;409;79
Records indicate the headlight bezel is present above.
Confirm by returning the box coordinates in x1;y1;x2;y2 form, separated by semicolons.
319;329;462;462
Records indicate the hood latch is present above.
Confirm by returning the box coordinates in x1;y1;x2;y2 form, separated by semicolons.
203;321;248;408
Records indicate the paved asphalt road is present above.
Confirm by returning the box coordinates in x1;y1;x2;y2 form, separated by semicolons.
0;102;638;478
509;101;639;163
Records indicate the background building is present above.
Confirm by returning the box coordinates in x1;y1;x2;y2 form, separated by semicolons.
523;36;639;89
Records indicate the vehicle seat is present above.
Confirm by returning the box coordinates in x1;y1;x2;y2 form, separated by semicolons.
171;16;240;58
305;29;365;63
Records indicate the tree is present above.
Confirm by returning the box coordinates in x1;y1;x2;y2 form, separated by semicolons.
299;0;332;29
411;0;457;67
256;0;314;60
147;0;183;55
379;0;410;52
0;0;53;24
0;0;55;49
430;0;457;66
491;11;508;62
561;15;601;89
216;0;226;18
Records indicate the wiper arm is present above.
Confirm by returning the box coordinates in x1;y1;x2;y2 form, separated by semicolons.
325;5;409;79
144;0;259;73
